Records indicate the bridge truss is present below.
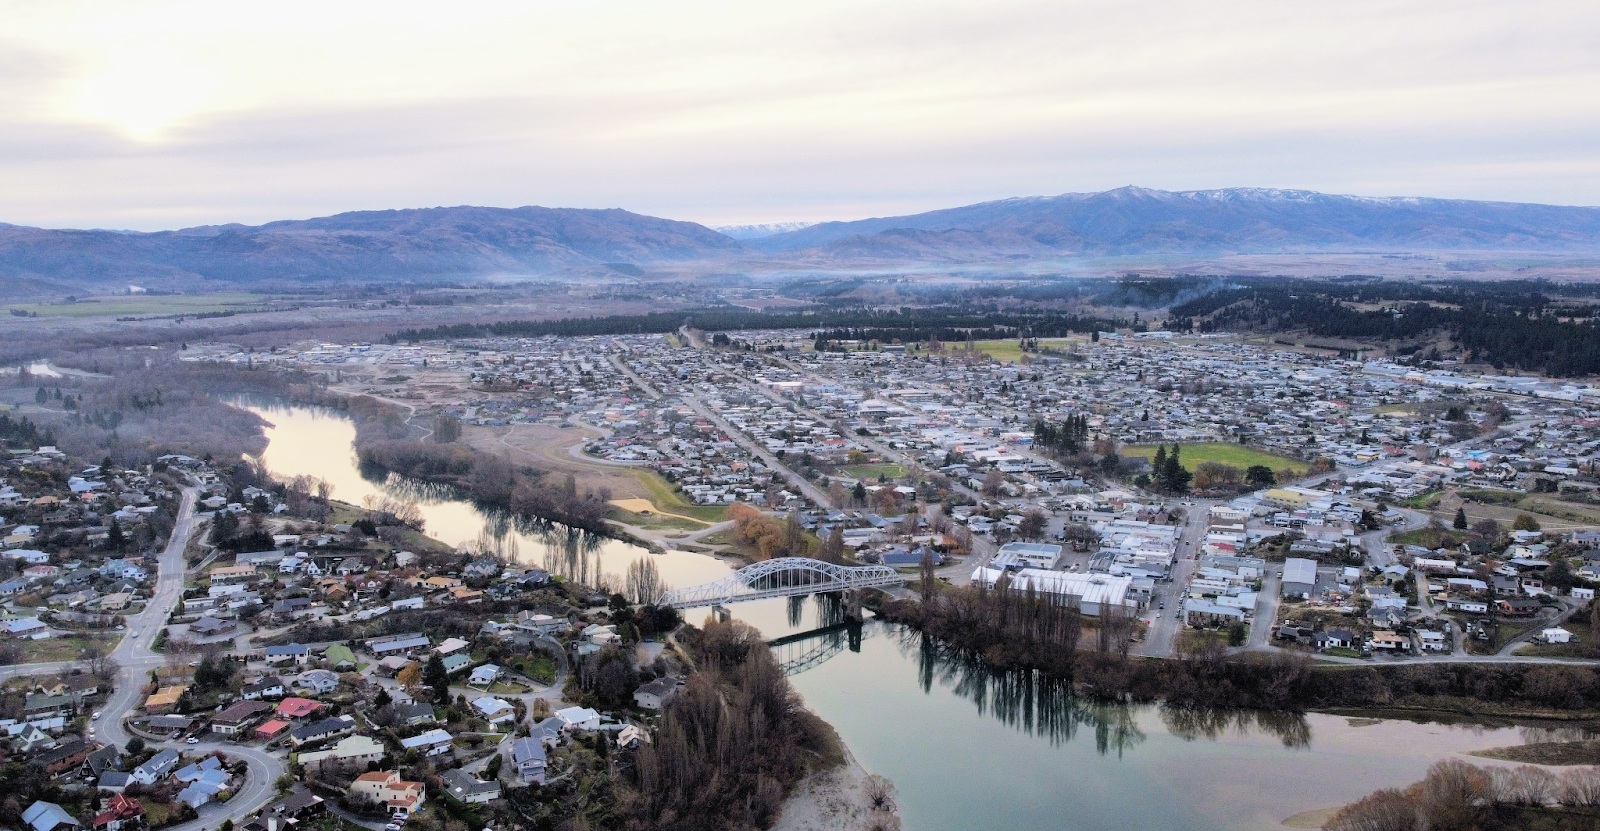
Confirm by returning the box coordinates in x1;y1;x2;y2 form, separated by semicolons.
655;557;903;610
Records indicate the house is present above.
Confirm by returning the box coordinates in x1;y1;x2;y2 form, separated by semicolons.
515;611;565;635
12;724;57;753
255;719;291;741
441;769;501;804
145;715;195;735
264;643;311;666
435;637;471;656
256;785;325;826
1541;627;1575;644
633;677;683;710
294;669;340;695
399;728;453;757
1313;629;1356;651
1497;597;1543;617
90;792;146;831
323;644;358;670
211;700;274;736
242;677;286;700
275;697;326;720
25;693;80;718
22;801;81;831
174;755;225;783
83;744;122;777
189;617;237;637
130;749;181;785
297;734;386;773
96;772;132;793
618;724;651;748
528;717;565;749
5;617;49;637
468;664;500;687
472;696;517;726
366;633;430;656
441;654;472;675
555;706;602;731
29;740;90;775
349;771;427;814
1281;558;1318;599
462;558;500;579
176;765;232;809
1416;630;1449;653
511;736;548;784
289;714;356;746
390;703;436;726
1369;631;1409;652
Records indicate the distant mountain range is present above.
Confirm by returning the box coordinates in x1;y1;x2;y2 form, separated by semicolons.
0;206;742;290
2;187;1598;295
748;186;1600;257
712;221;816;240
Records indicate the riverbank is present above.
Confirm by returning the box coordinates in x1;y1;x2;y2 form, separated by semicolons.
773;742;885;831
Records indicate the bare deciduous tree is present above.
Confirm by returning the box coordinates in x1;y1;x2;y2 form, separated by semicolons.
625;558;664;605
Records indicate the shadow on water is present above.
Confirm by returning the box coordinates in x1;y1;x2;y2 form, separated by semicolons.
895;627;1145;755
1160;705;1312;750
770;595;867;676
366;462;614;584
891;625;1311;754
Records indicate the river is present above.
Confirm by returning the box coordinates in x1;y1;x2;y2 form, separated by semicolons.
244;401;1569;830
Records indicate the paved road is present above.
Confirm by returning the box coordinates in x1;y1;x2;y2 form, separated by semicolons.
1;485;288;831
1137;502;1213;657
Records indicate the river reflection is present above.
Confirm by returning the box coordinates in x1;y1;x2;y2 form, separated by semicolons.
245;399;1567;831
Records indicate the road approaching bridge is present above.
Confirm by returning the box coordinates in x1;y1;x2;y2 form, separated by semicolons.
656;557;903;609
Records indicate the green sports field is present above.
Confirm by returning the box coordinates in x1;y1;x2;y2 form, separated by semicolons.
1122;443;1309;475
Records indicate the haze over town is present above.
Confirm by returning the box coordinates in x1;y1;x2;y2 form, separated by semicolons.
3;4;1600;831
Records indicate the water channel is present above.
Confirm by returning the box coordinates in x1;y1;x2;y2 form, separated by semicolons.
244;401;1567;830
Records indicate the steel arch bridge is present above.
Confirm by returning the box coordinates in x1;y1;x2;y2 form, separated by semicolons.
655;557;903;610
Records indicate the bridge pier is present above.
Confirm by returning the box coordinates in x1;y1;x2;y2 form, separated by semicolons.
843;589;864;622
710;605;731;623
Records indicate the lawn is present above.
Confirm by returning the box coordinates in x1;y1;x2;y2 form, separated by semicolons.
632;470;728;523
608;504;705;532
20;634;119;663
1121;443;1310;476
1405;491;1445;509
839;463;909;482
1512;638;1600;659
8;292;276;318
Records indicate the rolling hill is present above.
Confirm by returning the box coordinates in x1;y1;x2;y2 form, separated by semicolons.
751;186;1600;258
0;205;746;290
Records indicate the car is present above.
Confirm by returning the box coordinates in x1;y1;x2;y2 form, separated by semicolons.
92;711;102;720
386;825;402;831
186;737;200;744
88;726;95;735
1276;571;1283;579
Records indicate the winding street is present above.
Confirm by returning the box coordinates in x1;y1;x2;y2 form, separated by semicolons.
1;484;287;831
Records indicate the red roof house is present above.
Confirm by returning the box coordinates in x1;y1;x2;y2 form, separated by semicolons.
256;718;291;740
92;793;147;831
275;697;326;719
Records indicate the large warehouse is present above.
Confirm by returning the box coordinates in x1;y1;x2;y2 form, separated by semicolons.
970;566;1138;617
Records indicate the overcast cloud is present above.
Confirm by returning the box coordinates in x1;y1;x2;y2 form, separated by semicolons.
1;0;1597;230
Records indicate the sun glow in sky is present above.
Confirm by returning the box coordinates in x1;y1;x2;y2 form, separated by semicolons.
2;0;1598;229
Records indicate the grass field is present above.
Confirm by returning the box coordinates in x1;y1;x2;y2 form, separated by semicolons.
608;503;706;532
21;634;119;663
1122;443;1309;475
1369;403;1419;416
8;292;277;318
840;463;908;481
633;470;728;523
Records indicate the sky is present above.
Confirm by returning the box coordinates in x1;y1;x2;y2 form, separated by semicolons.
1;0;1598;230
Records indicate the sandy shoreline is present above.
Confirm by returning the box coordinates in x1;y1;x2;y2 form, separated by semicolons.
772;744;887;831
